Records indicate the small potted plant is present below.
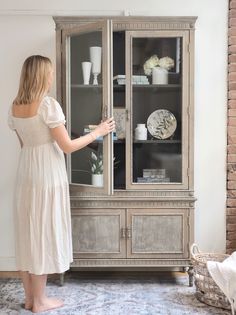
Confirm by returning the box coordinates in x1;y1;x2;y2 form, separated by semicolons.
90;151;103;187
90;151;120;187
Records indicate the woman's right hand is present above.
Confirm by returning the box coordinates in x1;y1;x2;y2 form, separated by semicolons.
93;117;116;138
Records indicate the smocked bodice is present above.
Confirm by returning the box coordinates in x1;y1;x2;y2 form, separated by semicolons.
8;96;66;147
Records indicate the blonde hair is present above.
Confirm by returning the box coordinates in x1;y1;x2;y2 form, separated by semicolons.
13;55;52;105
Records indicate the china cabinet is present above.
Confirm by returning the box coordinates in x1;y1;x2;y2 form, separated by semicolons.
53;16;197;286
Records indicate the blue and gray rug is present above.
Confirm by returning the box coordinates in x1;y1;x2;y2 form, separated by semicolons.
0;274;231;315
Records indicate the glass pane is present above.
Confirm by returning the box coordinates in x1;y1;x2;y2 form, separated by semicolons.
70;31;104;187
113;31;126;190
132;37;182;184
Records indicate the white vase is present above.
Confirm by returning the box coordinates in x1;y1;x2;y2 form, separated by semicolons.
82;61;92;85
152;67;168;85
135;123;147;140
89;46;102;85
92;174;103;187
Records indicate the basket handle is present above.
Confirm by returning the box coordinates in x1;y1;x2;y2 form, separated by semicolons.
190;243;200;257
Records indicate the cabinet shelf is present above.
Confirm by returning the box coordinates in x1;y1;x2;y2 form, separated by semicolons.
71;84;181;90
71;84;103;88
133;139;181;144
112;139;181;144
71;84;181;91
113;84;181;91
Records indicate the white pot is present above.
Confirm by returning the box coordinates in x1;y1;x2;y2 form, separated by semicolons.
82;61;92;85
90;46;102;85
135;123;147;140
152;67;168;85
92;174;103;187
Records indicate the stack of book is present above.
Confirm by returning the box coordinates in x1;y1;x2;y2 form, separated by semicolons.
113;75;149;85
137;168;170;183
83;125;117;141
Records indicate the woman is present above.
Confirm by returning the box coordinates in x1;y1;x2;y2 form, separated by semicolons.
8;55;115;313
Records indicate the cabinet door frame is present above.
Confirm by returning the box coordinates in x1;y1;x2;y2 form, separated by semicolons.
126;208;190;259
61;20;114;194
72;208;126;259
125;30;190;190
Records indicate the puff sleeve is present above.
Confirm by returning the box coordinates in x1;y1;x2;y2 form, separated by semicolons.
7;105;16;130
40;97;66;128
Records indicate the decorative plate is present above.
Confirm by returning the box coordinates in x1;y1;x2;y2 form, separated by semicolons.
147;109;177;139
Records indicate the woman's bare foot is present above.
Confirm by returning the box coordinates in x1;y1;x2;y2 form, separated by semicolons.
32;297;64;313
24;298;33;310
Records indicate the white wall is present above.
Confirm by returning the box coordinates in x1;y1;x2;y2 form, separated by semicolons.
0;0;228;270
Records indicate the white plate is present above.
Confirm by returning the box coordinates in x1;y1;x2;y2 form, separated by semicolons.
147;109;177;139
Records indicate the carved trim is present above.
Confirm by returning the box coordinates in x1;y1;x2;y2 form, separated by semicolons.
70;199;195;209
71;259;191;267
114;22;193;31
53;16;197;31
70;188;196;198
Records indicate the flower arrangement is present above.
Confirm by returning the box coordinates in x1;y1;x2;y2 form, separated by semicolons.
143;55;175;76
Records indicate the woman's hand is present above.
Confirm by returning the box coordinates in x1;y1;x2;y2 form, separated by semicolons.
92;117;116;138
50;117;116;154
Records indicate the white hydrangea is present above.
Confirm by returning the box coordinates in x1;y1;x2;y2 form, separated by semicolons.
143;55;159;76
158;57;175;70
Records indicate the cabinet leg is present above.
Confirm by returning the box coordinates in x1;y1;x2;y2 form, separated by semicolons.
59;272;65;286
188;266;194;287
183;266;188;273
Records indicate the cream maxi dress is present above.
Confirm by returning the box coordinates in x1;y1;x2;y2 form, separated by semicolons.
8;96;73;275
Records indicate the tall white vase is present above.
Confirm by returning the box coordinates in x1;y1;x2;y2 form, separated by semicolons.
152;67;168;85
82;61;92;85
89;46;102;85
92;174;103;187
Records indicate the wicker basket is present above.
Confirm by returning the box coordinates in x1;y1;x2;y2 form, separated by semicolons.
191;244;231;310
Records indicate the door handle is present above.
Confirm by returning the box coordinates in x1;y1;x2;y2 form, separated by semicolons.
103;105;108;120
126;228;132;239
121;228;126;239
126;109;130;121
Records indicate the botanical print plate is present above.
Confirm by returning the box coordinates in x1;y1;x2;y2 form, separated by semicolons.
113;107;126;139
147;109;177;139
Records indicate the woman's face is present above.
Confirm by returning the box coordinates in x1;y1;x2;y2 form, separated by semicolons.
47;67;54;92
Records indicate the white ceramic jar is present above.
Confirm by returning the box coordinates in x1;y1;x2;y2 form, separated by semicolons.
135;124;147;140
152;67;168;85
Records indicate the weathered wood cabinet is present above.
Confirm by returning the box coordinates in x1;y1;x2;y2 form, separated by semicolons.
53;16;197;286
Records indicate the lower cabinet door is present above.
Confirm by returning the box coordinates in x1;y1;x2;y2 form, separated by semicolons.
72;208;126;258
127;208;189;259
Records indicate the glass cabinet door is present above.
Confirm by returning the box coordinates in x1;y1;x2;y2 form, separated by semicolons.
62;21;112;193
126;31;189;190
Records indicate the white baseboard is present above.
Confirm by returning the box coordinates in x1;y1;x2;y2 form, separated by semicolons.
0;257;16;271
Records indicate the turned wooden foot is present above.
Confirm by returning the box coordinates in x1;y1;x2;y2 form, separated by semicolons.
188;266;194;287
59;272;65;286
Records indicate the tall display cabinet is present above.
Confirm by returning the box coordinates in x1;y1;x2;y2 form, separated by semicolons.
53;16;197;286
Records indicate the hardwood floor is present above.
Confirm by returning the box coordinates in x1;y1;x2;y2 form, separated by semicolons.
0;271;20;278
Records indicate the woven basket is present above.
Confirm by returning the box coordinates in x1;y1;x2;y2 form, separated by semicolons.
191;244;231;310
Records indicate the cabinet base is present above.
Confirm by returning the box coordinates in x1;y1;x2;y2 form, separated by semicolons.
71;258;191;267
59;264;192;286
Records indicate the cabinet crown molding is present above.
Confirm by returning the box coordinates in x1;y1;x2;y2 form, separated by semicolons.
53;16;197;30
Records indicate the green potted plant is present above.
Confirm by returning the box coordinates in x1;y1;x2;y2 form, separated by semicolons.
90;151;103;187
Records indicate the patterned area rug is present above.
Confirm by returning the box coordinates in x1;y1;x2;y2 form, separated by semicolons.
0;274;231;315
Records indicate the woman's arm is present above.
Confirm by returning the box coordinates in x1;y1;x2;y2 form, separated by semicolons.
50;117;115;154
